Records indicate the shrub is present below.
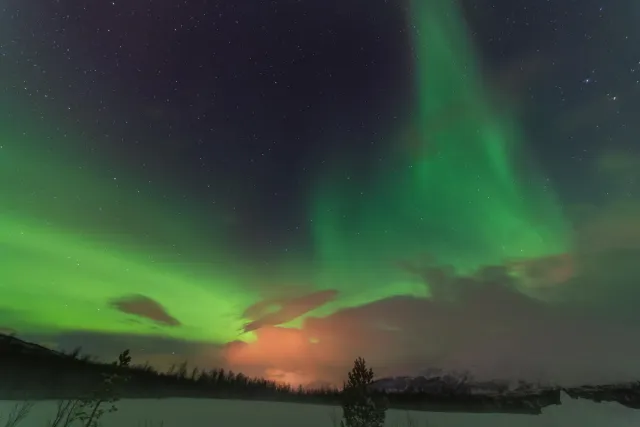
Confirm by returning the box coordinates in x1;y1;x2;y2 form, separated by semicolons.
49;349;132;427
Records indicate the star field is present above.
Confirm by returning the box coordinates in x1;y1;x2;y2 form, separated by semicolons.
1;0;640;386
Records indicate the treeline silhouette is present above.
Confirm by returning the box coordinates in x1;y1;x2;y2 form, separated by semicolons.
3;333;639;414
0;333;336;402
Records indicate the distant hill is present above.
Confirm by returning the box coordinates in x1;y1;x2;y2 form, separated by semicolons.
0;333;67;359
369;372;640;411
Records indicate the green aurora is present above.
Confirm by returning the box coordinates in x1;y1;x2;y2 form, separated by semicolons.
1;0;570;344
0;104;254;343
310;0;570;309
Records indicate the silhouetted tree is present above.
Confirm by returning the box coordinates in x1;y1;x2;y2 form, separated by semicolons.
177;361;188;379
340;357;387;427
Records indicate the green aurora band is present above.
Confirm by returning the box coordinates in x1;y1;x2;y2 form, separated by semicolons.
310;0;570;309
1;0;570;344
0;104;254;343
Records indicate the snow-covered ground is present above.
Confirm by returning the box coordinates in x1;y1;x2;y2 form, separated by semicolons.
1;392;639;427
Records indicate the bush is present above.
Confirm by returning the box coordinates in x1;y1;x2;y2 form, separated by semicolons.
49;349;131;427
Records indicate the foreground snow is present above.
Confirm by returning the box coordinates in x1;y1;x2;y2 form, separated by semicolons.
1;392;639;427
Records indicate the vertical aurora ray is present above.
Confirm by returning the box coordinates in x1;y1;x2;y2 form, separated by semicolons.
310;0;570;306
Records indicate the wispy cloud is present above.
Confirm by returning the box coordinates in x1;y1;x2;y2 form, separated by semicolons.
110;294;181;327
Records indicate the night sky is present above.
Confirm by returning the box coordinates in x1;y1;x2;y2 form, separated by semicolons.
2;0;640;387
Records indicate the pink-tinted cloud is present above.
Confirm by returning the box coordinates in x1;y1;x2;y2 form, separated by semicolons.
223;250;640;388
241;289;338;333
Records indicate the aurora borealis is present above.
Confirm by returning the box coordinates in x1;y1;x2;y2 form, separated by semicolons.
311;0;570;303
2;0;640;386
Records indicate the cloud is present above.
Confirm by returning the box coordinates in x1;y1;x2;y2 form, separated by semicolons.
241;289;338;333
110;294;181;327
574;203;640;253
222;246;640;387
506;253;576;287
